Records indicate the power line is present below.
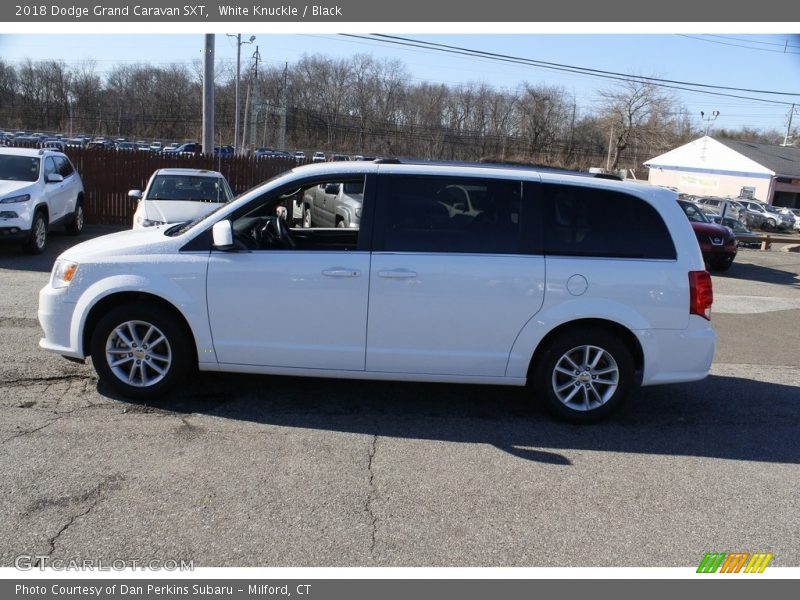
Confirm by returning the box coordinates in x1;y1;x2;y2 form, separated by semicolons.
679;34;800;55
705;34;800;50
358;34;800;100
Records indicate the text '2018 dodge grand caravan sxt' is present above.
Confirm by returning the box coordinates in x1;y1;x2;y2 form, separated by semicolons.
39;161;715;422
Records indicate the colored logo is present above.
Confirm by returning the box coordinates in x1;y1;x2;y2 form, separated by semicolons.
697;552;773;573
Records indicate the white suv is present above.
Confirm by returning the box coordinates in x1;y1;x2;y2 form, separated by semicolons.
0;147;85;253
38;161;716;422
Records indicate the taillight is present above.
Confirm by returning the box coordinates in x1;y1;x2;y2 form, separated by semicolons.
689;270;713;320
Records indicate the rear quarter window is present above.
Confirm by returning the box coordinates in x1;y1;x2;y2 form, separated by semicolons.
543;183;676;260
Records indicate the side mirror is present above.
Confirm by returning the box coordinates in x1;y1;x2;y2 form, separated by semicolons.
324;183;340;195
128;190;143;202
212;220;235;250
46;173;64;183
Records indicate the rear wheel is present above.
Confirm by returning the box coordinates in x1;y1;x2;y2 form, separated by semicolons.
90;303;192;399
23;210;48;254
533;327;635;423
65;200;84;235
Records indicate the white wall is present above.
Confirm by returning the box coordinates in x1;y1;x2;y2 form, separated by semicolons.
647;168;772;202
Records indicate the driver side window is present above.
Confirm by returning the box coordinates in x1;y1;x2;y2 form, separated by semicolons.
230;175;366;252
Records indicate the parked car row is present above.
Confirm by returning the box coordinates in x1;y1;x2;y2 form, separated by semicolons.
679;193;797;232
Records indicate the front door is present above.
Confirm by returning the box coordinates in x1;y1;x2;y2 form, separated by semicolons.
206;175;372;371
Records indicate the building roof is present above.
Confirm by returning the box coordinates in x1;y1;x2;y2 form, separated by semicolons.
645;136;800;179
714;138;800;179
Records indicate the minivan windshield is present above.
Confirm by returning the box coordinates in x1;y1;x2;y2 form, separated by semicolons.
0;155;40;182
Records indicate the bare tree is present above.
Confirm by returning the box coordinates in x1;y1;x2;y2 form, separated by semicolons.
598;79;682;171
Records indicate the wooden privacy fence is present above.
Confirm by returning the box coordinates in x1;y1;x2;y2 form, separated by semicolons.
63;148;296;226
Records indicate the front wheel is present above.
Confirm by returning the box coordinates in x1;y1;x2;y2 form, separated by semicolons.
23;211;48;254
90;303;192;399
532;327;635;423
709;256;734;272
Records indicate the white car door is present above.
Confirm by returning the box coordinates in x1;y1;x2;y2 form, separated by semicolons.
206;179;371;371
366;175;545;377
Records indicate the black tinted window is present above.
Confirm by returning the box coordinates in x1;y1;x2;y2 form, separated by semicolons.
543;184;676;259
383;176;521;254
54;156;74;177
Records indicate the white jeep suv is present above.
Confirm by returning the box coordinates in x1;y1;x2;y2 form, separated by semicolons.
0;147;85;253
38;161;715;422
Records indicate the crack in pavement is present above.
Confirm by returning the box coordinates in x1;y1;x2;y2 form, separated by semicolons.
1;418;61;444
365;434;379;554
0;374;94;387
33;476;123;566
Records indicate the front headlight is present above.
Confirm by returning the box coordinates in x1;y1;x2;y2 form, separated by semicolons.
0;194;31;204
51;259;79;289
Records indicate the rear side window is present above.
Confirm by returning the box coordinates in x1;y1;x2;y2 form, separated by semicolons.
381;176;522;254
543;183;676;259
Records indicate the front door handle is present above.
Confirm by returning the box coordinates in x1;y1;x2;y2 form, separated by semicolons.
322;268;361;278
378;269;418;279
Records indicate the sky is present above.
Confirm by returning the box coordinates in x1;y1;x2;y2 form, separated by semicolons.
1;32;800;134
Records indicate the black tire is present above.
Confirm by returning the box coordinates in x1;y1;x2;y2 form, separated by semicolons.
709;256;734;272
23;210;48;255
65;200;84;235
532;327;636;423
90;302;192;399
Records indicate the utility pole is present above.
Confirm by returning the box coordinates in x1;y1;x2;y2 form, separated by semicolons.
226;34;254;155
279;62;287;150
700;110;719;160
202;34;215;156
249;45;261;155
783;104;796;146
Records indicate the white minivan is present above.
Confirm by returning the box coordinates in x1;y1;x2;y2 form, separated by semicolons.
39;161;716;422
129;168;234;229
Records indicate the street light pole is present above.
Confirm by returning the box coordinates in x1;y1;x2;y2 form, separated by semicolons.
226;34;255;155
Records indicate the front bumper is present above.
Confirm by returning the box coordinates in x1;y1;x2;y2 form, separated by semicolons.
0;226;30;241
38;283;83;359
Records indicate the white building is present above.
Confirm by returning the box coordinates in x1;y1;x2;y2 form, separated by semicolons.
644;136;800;208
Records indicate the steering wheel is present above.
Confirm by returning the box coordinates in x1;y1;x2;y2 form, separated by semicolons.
259;216;296;249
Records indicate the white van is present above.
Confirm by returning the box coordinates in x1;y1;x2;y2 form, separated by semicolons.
40;161;715;422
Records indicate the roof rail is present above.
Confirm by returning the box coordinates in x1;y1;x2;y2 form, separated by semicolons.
374;158;401;164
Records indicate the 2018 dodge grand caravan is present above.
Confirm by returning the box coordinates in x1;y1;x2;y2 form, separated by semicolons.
38;161;715;422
